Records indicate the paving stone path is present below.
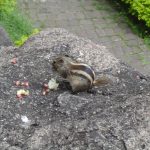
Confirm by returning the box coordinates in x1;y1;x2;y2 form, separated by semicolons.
18;0;150;75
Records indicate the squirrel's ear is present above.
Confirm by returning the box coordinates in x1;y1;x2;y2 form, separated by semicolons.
58;58;64;63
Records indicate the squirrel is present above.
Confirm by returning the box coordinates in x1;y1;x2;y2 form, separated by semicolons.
52;55;110;93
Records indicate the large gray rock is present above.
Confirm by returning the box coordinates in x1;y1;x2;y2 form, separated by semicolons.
0;28;150;150
0;26;12;46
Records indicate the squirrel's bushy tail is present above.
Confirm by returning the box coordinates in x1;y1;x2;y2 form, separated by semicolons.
93;76;111;86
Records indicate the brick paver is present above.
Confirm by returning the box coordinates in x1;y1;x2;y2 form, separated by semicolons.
18;0;150;75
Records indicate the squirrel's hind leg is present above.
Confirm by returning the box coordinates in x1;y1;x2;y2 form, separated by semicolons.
67;76;91;93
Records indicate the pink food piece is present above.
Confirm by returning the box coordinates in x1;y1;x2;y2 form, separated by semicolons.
43;83;48;88
17;94;23;99
14;81;20;86
11;58;17;64
24;82;29;87
42;91;46;95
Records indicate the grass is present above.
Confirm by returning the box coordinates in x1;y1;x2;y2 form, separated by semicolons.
0;0;38;46
0;10;33;43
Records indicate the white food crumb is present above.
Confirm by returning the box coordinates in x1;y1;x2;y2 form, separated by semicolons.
48;78;59;90
21;115;30;123
21;115;31;129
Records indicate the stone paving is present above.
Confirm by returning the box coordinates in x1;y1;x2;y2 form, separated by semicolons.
18;0;150;75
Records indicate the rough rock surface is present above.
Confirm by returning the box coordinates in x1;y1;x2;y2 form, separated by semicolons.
0;28;150;150
0;26;12;46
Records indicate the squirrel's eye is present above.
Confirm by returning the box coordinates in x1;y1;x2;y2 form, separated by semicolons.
64;54;69;57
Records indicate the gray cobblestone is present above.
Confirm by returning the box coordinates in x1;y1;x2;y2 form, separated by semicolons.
126;39;142;47
55;19;68;27
84;10;103;19
97;36;111;43
95;29;106;37
67;19;80;26
18;0;150;75
79;19;93;25
104;28;115;36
